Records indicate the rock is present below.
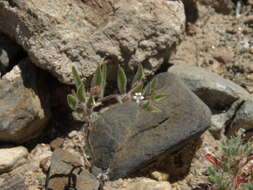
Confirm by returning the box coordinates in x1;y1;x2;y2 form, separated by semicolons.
0;146;28;174
0;33;25;75
197;0;235;14
209;99;243;139
212;48;234;64
104;178;172;190
227;99;253;137
0;174;27;190
47;148;99;190
0;0;185;84
88;72;211;179
0;58;51;143
168;64;250;112
28;144;53;169
150;171;169;182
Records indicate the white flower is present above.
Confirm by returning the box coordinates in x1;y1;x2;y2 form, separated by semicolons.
133;92;144;104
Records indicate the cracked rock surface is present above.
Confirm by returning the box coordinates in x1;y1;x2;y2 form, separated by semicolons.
0;0;185;84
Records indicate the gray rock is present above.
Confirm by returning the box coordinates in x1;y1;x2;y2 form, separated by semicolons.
0;174;27;190
227;99;253;137
88;72;211;180
0;59;51;143
168;64;250;112
0;34;24;75
0;0;185;84
209;99;243;139
47;149;99;190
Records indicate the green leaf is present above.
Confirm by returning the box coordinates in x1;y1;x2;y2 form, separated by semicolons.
91;65;103;89
100;64;107;97
117;66;127;94
67;94;78;110
150;78;157;92
143;78;158;96
132;64;144;87
87;96;95;108
72;67;82;89
101;64;107;88
146;104;161;113
76;84;86;102
130;83;143;94
140;101;161;112
153;93;169;102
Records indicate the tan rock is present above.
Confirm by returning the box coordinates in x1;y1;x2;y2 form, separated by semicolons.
104;178;172;190
0;0;185;84
150;171;169;181
0;146;28;173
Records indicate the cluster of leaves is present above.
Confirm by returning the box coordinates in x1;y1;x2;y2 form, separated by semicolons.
67;63;168;129
205;134;253;190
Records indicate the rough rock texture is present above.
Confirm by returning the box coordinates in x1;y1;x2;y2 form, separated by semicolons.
88;72;211;179
227;99;253;137
0;59;51;143
104;178;172;190
168;64;250;112
47;148;99;190
209;99;243;139
0;146;28;174
197;0;235;14
0;174;27;190
0;0;185;84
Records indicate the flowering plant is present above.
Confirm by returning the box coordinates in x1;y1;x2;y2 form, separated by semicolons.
67;63;168;129
205;130;253;190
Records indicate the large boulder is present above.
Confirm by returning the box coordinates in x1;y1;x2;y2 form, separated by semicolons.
0;0;185;84
88;72;211;179
0;59;51;143
168;64;250;113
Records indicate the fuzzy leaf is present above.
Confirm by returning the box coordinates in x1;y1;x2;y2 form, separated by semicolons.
67;94;78;110
150;78;157;92
143;78;158;96
101;64;107;88
146;104;161;113
87;96;95;108
76;84;86;102
100;64;107;97
117;66;127;94
72;67;82;89
153;93;169;102
132;64;144;87
130;83;143;94
91;65;103;89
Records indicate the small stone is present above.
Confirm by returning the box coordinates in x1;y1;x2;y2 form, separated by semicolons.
0;146;28;173
50;137;64;151
150;171;169;181
246;74;253;81
212;48;233;64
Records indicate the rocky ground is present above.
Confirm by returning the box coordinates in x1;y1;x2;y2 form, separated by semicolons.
0;0;252;190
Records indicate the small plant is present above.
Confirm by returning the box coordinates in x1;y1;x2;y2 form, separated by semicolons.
67;63;168;129
204;129;253;190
